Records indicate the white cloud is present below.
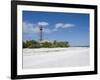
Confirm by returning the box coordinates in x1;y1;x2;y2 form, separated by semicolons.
63;24;75;28
55;23;64;28
55;23;75;29
23;22;35;33
38;22;49;26
54;23;75;31
23;22;51;33
32;27;39;33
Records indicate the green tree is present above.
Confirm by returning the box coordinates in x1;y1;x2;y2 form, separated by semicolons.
23;40;70;48
23;41;27;48
23;40;41;48
55;41;70;47
41;42;53;48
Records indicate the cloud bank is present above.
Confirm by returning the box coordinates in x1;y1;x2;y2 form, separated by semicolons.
23;21;75;34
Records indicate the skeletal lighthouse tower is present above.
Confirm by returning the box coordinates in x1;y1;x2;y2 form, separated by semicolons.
39;25;43;41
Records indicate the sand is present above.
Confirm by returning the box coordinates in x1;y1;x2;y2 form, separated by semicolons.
23;47;90;69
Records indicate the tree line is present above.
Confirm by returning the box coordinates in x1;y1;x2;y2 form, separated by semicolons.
23;40;70;48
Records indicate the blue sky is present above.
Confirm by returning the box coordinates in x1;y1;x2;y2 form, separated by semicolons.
22;11;90;46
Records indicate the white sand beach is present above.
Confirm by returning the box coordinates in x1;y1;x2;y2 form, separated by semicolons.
23;47;90;69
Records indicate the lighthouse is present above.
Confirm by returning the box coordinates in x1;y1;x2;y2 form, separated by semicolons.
38;25;50;43
39;25;43;41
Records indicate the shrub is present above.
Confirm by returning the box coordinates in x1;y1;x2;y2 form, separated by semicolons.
23;40;70;48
